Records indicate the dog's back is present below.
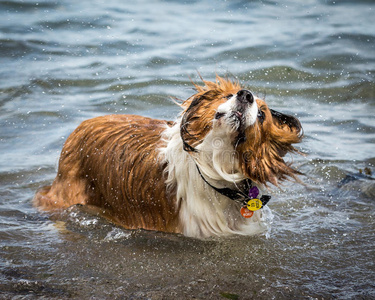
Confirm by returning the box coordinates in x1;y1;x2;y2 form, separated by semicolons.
34;114;180;232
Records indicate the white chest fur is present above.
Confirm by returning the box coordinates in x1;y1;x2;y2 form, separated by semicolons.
159;121;271;238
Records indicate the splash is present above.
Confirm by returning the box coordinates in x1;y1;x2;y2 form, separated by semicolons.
261;206;274;239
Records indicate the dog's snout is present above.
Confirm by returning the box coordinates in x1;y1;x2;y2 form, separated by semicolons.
237;90;254;104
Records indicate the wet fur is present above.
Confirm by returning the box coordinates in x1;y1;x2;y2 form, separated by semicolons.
34;76;303;238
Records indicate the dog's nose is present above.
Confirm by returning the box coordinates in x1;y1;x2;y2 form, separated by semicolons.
236;89;254;104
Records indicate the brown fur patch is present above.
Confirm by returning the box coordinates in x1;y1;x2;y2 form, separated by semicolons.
237;99;303;186
180;76;242;150
34;115;180;232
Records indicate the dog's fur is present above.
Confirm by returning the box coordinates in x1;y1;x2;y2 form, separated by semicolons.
34;76;303;238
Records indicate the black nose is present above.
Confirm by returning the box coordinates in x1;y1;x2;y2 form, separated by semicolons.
236;89;254;104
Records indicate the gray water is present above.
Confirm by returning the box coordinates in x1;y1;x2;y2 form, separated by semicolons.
1;0;374;299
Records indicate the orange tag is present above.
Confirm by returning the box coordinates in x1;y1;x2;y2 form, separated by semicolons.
240;207;254;218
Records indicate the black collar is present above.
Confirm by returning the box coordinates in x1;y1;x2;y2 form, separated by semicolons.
180;131;271;207
196;165;271;207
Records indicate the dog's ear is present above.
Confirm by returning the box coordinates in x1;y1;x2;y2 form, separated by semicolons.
239;108;303;186
270;109;303;158
271;109;303;137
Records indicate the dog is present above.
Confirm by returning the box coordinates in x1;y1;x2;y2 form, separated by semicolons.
34;76;303;238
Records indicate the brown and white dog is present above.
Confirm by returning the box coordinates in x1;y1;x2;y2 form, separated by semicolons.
34;76;303;238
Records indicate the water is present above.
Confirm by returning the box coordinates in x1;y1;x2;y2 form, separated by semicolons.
1;0;374;298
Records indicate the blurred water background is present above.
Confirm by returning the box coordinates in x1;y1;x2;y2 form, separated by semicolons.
0;0;374;299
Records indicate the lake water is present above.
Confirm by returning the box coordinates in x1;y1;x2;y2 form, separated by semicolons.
1;0;374;299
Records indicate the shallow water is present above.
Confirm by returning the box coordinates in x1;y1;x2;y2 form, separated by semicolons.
1;0;374;299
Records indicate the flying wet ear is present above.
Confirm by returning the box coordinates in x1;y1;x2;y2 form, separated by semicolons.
271;109;303;137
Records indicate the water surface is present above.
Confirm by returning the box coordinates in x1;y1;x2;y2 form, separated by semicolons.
0;0;374;299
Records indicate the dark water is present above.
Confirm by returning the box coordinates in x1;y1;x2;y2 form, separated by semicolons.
1;0;374;299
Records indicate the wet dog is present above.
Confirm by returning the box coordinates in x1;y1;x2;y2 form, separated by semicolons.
34;76;303;238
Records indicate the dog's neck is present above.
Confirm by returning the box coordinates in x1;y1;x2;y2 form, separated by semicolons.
194;130;246;183
159;120;268;238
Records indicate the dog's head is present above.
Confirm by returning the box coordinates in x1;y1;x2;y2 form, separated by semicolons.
180;76;303;186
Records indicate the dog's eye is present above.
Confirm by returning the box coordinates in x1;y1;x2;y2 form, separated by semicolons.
224;94;233;100
257;110;265;124
215;112;225;119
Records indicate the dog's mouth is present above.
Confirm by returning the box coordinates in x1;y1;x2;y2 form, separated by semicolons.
229;110;244;127
214;109;250;147
214;109;245;132
214;89;259;144
233;110;248;144
182;89;260;152
232;110;244;121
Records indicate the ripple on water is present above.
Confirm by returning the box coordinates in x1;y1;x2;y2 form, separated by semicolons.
0;0;375;298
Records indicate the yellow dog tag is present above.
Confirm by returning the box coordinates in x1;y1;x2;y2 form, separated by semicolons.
246;199;262;211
